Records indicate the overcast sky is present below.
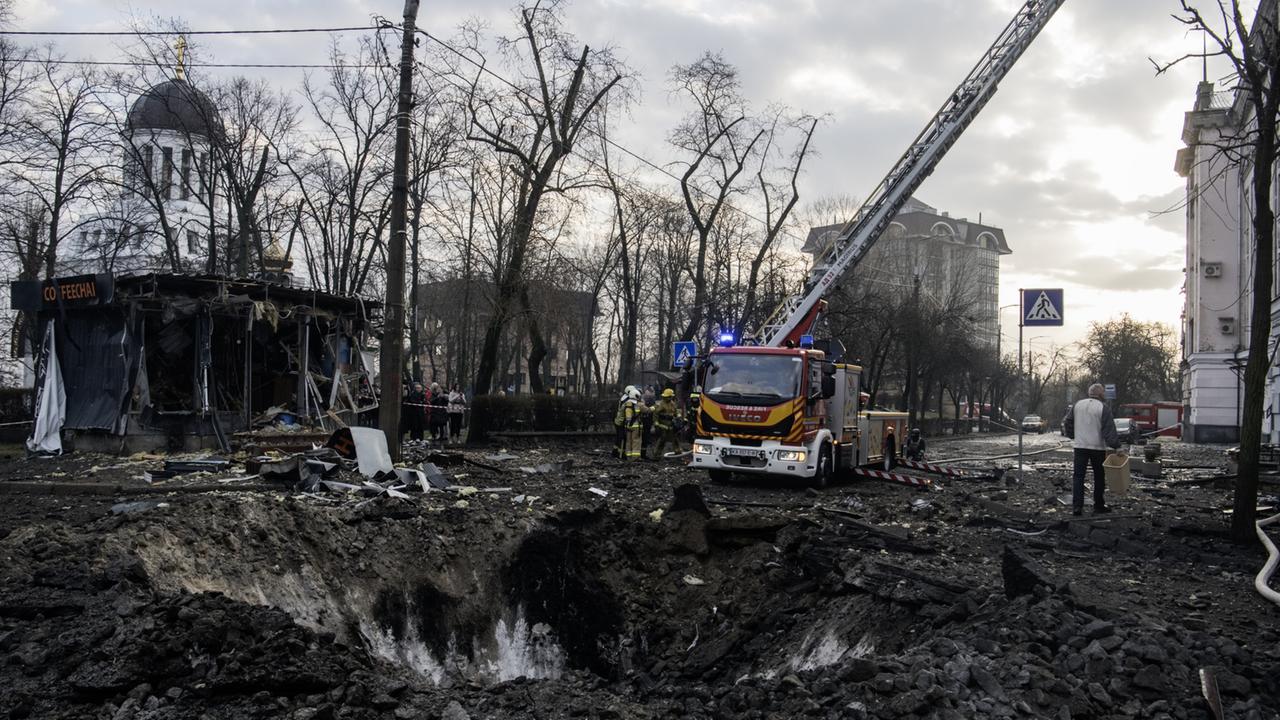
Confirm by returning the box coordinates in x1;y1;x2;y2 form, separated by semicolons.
11;0;1230;350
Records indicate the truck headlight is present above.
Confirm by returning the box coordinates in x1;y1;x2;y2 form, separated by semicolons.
776;450;807;462
694;443;713;455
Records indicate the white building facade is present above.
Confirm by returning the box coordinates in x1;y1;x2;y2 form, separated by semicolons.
62;75;224;275
1176;70;1280;444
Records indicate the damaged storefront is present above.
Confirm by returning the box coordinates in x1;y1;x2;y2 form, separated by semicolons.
12;273;381;453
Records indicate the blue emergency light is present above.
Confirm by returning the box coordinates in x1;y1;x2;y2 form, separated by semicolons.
799;334;814;348
718;333;735;347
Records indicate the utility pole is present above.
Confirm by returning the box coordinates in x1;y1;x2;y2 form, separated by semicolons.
378;0;420;461
409;210;421;385
1017;290;1024;473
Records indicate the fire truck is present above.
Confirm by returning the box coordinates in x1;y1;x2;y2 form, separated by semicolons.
690;0;1066;486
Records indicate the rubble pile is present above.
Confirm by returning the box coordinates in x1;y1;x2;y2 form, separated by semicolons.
0;436;1276;719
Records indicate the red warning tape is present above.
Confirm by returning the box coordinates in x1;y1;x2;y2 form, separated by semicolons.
850;467;933;488
896;459;970;477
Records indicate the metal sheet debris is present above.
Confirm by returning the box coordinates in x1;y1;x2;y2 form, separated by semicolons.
350;427;394;477
421;463;451;489
394;467;428;492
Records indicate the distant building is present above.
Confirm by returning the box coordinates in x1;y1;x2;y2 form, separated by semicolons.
802;197;1010;347
1176;80;1255;443
63;58;227;276
415;279;597;394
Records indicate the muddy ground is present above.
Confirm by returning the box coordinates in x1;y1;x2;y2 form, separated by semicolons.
0;432;1277;719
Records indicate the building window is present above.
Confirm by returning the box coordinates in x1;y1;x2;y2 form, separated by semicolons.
160;147;174;200
180;149;192;201
187;231;200;254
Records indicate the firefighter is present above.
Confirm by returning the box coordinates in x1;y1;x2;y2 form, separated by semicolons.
903;427;926;461
640;385;656;458
883;425;898;470
613;386;636;459
621;386;644;461
685;385;702;442
652;388;683;459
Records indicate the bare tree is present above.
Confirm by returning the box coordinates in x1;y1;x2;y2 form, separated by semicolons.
404;62;464;382
669;52;764;344
458;0;630;406
284;38;396;295
13;56;114;277
1155;0;1279;541
210;77;298;276
738;111;818;335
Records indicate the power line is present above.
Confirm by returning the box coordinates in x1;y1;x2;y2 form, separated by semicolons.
16;58;387;69
0;26;375;37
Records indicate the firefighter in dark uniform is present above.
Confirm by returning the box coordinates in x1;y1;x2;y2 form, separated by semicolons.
685;385;702;443
652;388;683;459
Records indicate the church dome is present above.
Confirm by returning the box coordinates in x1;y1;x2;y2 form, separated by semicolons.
126;78;221;138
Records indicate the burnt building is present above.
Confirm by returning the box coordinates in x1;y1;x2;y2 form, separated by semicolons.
14;273;379;453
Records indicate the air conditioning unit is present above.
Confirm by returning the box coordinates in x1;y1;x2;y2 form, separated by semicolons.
1220;317;1236;335
1203;262;1223;278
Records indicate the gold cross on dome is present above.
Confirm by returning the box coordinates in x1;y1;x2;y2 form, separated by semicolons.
175;35;186;81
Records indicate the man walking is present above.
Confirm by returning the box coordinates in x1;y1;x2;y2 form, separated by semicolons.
1062;383;1121;516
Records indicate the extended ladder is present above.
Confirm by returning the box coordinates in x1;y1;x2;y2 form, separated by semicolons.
758;0;1067;348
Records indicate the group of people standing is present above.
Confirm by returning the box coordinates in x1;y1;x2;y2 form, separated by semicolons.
403;382;467;444
614;384;687;461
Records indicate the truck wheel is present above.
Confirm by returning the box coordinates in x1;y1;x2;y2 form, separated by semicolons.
709;469;732;484
811;444;833;489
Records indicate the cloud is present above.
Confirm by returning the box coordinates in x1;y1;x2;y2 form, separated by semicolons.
12;0;1212;344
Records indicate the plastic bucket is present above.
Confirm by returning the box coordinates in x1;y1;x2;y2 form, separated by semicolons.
1104;453;1130;495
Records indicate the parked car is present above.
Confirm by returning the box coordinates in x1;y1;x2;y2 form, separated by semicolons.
1021;415;1045;433
1114;417;1142;444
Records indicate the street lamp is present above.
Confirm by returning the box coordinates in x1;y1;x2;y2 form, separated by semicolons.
996;303;1020;362
991;303;1020;431
1025;335;1050;375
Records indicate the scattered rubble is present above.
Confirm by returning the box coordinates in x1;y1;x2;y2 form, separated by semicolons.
0;434;1275;719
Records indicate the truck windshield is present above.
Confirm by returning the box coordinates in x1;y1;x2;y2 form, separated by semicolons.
706;354;802;402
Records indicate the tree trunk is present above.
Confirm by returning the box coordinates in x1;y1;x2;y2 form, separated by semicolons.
1233;119;1275;544
521;285;549;394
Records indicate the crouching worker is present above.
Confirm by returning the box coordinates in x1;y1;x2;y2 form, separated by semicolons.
652;388;684;459
903;427;926;461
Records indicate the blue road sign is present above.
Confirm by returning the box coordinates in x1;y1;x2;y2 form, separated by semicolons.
1104;384;1116;400
1021;288;1064;327
672;341;697;369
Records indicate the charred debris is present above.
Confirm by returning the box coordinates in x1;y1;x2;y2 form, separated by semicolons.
13;272;381;454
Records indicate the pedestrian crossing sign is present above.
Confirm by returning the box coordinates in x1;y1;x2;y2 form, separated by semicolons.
1021;288;1064;327
672;341;697;369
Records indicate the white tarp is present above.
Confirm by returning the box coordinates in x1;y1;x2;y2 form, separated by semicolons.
27;323;65;455
350;426;394;477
